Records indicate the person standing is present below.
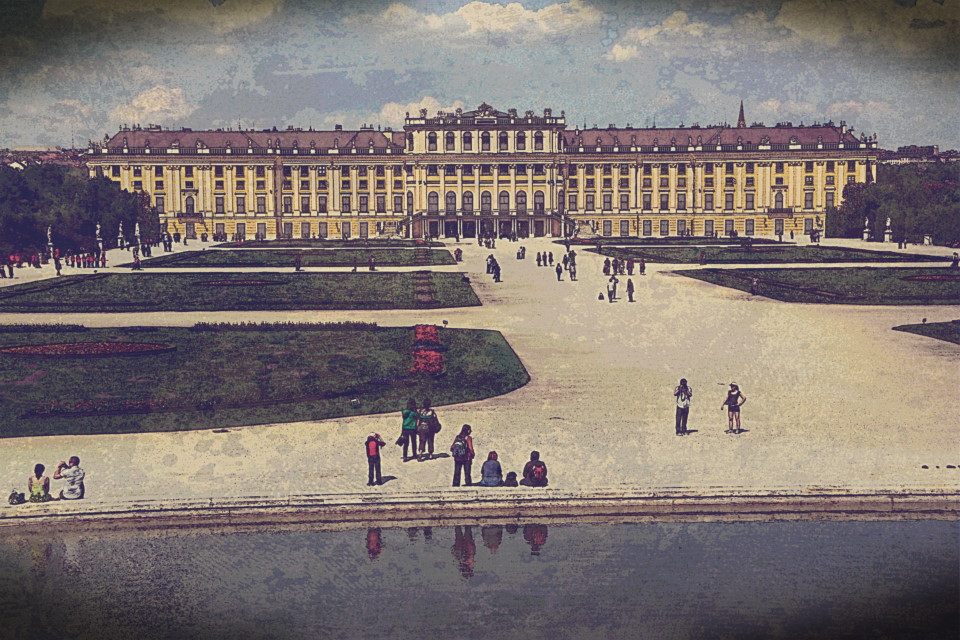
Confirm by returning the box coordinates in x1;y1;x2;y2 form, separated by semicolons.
548;252;554;266
417;398;439;461
607;275;618;302
674;378;693;436
536;252;542;267
53;456;84;500
569;263;577;281
365;433;386;486
626;258;635;275
493;260;501;283
639;259;646;275
555;263;562;281
626;278;635;302
721;383;747;434
399;398;419;461
450;424;475;486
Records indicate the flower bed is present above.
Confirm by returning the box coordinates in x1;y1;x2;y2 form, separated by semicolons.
413;324;440;344
901;274;960;281
410;324;444;375
0;342;176;357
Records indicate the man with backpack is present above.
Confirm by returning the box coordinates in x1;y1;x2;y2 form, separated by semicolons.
450;425;475;487
520;451;548;487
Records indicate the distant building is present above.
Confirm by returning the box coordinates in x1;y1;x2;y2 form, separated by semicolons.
878;145;957;165
85;103;879;240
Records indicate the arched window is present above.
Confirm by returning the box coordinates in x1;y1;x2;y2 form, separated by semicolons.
517;132;526;150
499;190;510;214
406;191;414;215
407;133;414;151
446;191;456;214
185;195;195;214
427;133;437;152
481;132;491;151
463;132;472;151
775;191;784;209
534;132;544;151
534;190;544;213
516;190;527;214
481;191;492;213
498;132;508;151
445;132;455;151
463;191;474;213
427;191;439;213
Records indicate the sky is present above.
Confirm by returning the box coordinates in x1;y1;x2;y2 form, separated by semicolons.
0;0;956;149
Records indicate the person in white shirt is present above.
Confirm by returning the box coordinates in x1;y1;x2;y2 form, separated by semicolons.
674;378;693;436
53;456;85;500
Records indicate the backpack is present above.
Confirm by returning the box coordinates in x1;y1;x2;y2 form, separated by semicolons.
451;436;469;459
428;414;442;434
531;462;546;482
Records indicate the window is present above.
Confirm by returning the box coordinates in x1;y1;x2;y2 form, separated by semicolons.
660;220;670;235
499;191;509;214
660;193;669;210
463;132;472;151
428;192;439;213
394;195;403;213
568;194;578;211
428;133;437;151
725;219;734;236
393;180;402;189
620;193;629;210
704;219;713;236
283;166;292;178
236;223;247;240
185;181;194;189
318;196;327;213
481;132;490;151
678;177;687;188
481;165;491;176
569;179;578;189
660;177;669;188
586;194;595;211
603;179;611;189
516;165;527;176
745;177;755;187
376;195;385;213
603;165;612;176
282;196;292;213
725;177;735;187
427;165;438;177
237;196;245;213
725;193;734;210
805;176;814;186
184;195;195;214
775;162;784;173
775;177;784;185
236;180;245;190
642;193;651;210
847;175;856;183
185;167;194;178
446;191;456;214
620;220;630;236
215;196;224;213
585;165;594;175
301;222;311;238
745;219;755;235
804;191;813;209
826;175;835;185
301;180;310;191
677;193;686;210
517;132;525;150
406;192;413;213
155;196;164;213
317;180;327;190
705;178;714;187
534;191;544;213
643;178;652;188
704;193;714;210
775;192;784;209
602;193;612;211
746;163;754;173
516;191;527;214
303;167;312;177
462;192;473;213
534;164;545;176
498;164;509;176
602;220;612;236
358;180;368;191
317;167;326;177
215;180;224;191
826;192;835;208
341;195;352;213
155;180;164;191
318;222;327;238
534;132;543;150
301;196;310;213
359;195;368;213
745;193;754;210
282;180;292;190
155;166;163;177
643;164;652;175
463;165;474;176
445;165;456;176
133;166;142;177
586;179;595;189
214;166;223;178
256;180;266;190
805;161;814;172
445;132;455;151
643;219;652;235
481;191;491;213
256;167;265;178
499;132;508;151
677;219;686;235
618;179;628;190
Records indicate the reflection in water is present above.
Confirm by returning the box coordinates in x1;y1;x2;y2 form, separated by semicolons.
451;525;477;578
480;525;503;554
365;528;383;562
523;524;548;556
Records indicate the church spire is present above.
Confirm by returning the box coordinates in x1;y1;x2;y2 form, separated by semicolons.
737;100;746;128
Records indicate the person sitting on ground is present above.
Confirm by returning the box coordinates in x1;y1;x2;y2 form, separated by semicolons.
53;456;84;500
503;471;519;487
28;463;52;503
478;451;503;487
520;451;548;487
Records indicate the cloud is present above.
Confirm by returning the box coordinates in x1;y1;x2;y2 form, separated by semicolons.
754;99;817;118
42;0;283;33
604;44;640;61
378;97;466;128
111;85;197;125
827;100;892;116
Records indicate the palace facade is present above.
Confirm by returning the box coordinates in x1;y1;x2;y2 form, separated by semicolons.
86;102;878;240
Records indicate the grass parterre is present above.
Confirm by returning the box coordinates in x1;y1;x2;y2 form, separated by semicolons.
119;249;455;268
593;245;945;264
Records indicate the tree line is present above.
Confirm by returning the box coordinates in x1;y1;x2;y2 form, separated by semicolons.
827;163;960;245
0;164;159;256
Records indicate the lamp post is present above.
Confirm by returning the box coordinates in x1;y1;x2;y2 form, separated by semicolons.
46;225;54;260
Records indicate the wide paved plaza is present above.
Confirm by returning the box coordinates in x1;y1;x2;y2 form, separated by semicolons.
1;235;957;521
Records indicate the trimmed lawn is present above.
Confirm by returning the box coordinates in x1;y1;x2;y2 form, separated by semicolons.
557;237;784;246
0;272;480;312
0;325;529;437
893;319;960;345
122;249;455;268
593;245;944;264
679;267;960;304
216;239;444;248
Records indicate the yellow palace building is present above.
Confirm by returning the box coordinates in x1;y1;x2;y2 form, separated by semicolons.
86;102;878;241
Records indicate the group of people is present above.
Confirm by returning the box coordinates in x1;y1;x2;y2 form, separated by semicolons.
485;254;502;282
9;457;85;505
363;399;550;489
673;379;748;436
535;248;578;281
602;256;645;277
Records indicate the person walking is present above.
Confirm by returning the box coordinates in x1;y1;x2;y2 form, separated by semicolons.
626;278;635;302
450;424;475;486
607;275;618;302
674;378;693;436
721;383;747;434
555;263;563;281
417;398;440;461
569;263;577;281
399;398;419;461
493;260;501;282
365;433;386;486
